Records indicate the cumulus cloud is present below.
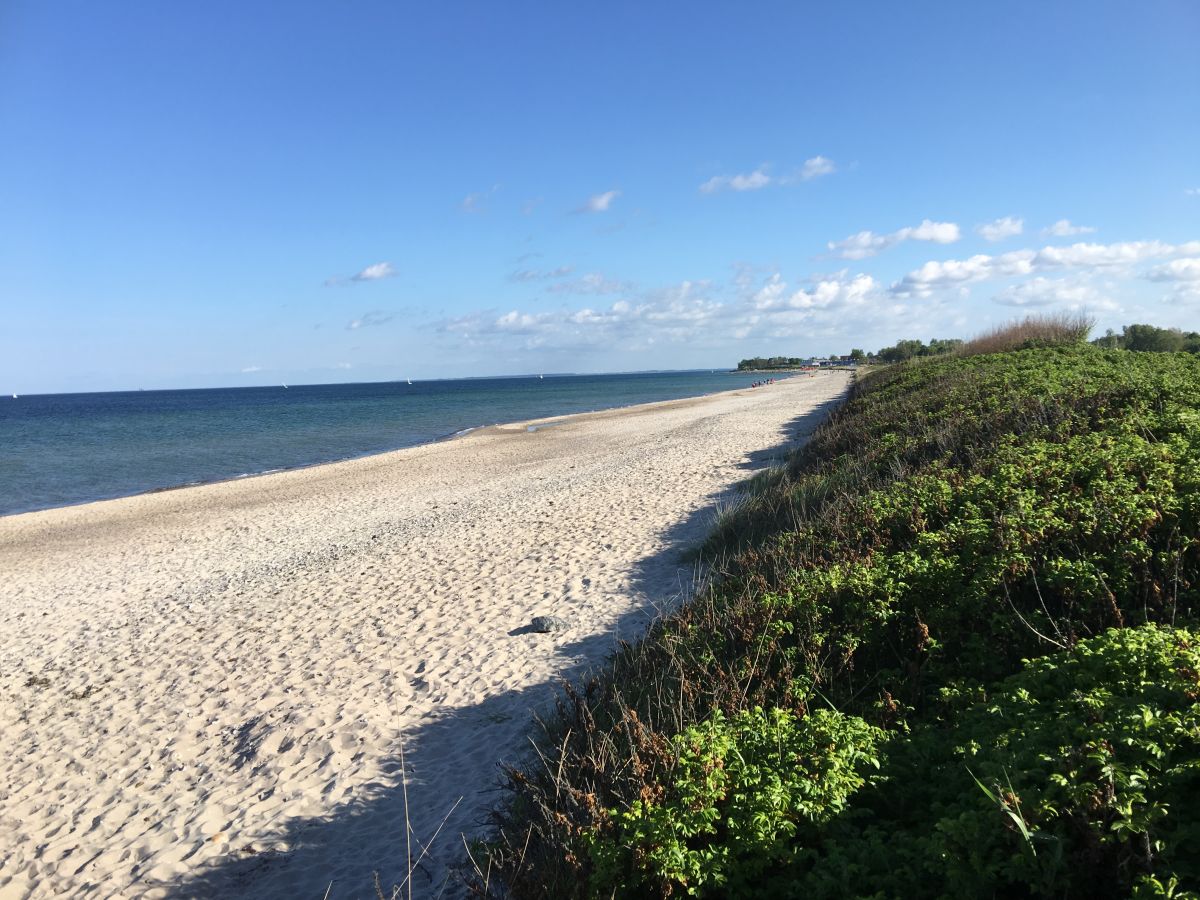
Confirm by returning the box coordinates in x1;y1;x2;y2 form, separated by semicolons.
347;310;395;330
577;190;620;213
752;272;880;311
1146;258;1200;304
828;219;961;259
905;220;961;243
893;239;1200;297
241;365;263;373
437;269;892;355
353;262;396;281
1145;258;1200;282
326;262;397;286
700;166;772;194
797;155;836;181
992;277;1117;311
1043;219;1097;237
439;292;725;350
826;232;892;259
1035;240;1198;267
977;216;1024;242
700;157;835;193
1166;284;1200;304
895;252;1033;294
508;265;573;283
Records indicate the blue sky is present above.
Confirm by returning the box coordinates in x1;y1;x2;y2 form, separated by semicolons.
1;1;1197;393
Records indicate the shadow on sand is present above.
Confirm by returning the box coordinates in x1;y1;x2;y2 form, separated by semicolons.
165;398;841;900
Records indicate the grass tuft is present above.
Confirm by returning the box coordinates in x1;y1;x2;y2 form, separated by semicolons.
958;311;1094;356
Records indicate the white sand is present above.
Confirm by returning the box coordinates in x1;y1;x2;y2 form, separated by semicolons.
0;372;849;899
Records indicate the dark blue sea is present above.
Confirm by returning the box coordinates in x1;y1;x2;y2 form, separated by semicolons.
0;371;769;517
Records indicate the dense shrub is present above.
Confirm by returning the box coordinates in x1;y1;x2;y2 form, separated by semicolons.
478;346;1200;898
587;707;885;896
795;625;1200;899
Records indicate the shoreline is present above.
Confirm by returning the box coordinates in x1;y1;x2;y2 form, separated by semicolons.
0;371;849;899
1;375;805;521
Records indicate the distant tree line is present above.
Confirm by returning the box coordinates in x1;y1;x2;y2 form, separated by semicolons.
872;337;963;363
1092;323;1200;353
736;356;807;371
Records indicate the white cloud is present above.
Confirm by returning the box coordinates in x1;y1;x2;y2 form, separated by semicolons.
1165;284;1200;304
1185;188;1199;197
893;239;1200;296
438;269;892;354
1034;240;1196;267
700;157;835;194
1146;258;1200;304
700;166;771;194
828;219;961;259
895;252;1034;294
439;291;727;350
324;261;397;287
354;262;396;281
977;216;1024;242
1145;258;1200;282
798;155;836;181
992;277;1117;311
241;365;263;373
347;310;395;330
731;168;771;191
753;273;879;311
577;190;620;213
1043;219;1097;237
334;362;353;370
906;220;960;243
826;231;892;259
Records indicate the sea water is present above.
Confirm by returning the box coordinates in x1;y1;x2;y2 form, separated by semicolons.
0;371;771;516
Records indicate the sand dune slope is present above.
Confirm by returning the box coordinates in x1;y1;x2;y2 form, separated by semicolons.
0;372;849;899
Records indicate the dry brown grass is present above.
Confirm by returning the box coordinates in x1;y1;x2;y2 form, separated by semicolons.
959;312;1094;357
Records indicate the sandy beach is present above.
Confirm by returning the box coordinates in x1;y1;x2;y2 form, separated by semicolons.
0;372;849;899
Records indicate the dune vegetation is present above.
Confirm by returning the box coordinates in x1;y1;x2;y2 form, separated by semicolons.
475;318;1200;899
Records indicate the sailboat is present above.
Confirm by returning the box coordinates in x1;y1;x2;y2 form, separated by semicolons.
538;374;544;379
407;379;412;385
282;384;288;389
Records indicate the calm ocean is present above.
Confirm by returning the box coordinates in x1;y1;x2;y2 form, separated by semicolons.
0;370;770;517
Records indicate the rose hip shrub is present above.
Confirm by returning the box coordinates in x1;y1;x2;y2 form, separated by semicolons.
480;346;1200;899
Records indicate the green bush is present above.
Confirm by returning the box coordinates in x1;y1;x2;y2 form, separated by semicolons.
587;707;885;896
801;625;1200;898
480;347;1200;899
